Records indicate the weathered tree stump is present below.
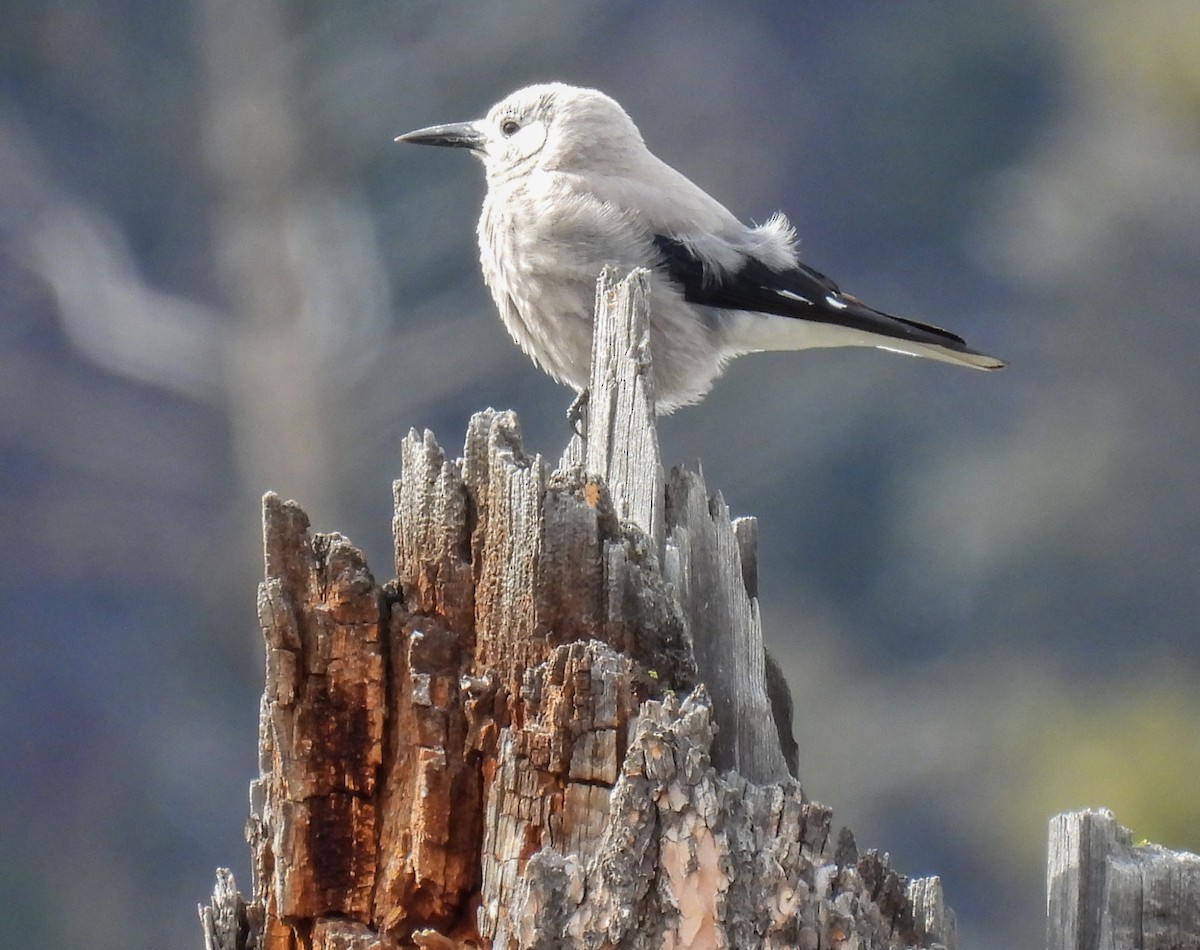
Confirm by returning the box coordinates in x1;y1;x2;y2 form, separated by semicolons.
1046;808;1200;950
201;268;956;949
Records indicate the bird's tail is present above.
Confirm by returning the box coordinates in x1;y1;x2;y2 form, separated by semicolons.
869;335;1005;370
725;308;1005;371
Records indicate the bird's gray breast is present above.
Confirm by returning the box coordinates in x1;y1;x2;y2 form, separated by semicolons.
477;177;649;390
476;173;732;411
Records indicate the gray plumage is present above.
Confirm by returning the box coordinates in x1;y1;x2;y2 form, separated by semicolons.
397;82;1003;413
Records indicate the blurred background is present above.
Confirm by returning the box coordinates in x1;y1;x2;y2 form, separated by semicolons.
3;1;1199;947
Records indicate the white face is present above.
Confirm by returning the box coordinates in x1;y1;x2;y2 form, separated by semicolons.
477;90;553;181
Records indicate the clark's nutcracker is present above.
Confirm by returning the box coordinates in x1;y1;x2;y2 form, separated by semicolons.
398;83;1003;413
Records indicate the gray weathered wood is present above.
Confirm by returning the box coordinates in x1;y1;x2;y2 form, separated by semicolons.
908;876;956;950
199;868;261;950
582;266;664;546
1047;808;1200;950
203;269;956;950
581;266;790;784
663;468;792;784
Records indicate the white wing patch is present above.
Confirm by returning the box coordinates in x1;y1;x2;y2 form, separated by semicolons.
779;289;812;305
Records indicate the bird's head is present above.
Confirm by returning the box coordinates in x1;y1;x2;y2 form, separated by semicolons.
396;83;646;184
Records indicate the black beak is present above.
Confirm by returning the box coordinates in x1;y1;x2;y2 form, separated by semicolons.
394;121;486;151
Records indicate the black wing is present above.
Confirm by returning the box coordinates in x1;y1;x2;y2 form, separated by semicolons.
652;234;977;354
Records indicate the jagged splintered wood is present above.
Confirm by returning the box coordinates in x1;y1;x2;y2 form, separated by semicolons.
201;268;956;950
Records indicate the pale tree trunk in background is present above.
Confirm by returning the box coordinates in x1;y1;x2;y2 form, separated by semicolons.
195;0;392;529
196;0;330;516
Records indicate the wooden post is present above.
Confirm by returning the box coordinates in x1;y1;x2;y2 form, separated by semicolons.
1046;809;1200;950
201;269;957;949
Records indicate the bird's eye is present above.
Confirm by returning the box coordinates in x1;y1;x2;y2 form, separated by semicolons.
500;118;521;136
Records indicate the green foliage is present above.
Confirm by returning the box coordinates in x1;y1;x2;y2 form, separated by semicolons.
1002;671;1200;865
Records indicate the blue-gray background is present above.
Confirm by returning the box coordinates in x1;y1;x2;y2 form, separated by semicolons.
4;2;1198;947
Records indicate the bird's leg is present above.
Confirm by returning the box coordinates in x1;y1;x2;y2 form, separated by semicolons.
567;387;590;437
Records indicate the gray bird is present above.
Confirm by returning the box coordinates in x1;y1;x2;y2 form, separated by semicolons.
397;83;1003;413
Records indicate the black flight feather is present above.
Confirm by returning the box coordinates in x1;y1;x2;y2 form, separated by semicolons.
652;234;978;354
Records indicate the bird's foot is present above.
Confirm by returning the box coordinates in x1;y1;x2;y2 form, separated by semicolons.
567;388;590;437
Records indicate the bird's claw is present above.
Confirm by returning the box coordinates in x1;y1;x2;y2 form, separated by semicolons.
567;388;590;437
